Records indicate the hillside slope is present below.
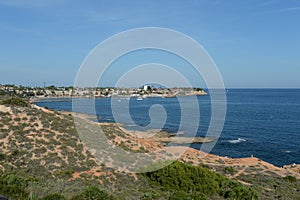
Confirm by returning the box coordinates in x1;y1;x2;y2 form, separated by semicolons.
0;98;299;199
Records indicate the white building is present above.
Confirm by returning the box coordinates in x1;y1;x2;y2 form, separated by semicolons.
143;85;151;91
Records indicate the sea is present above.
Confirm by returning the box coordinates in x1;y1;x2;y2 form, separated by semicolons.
34;89;300;167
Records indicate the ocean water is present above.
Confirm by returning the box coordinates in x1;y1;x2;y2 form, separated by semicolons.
35;89;300;166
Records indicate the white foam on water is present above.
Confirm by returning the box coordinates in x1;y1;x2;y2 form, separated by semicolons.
228;138;246;144
127;124;138;127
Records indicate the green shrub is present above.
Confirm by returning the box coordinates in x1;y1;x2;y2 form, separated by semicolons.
143;161;259;199
142;190;162;199
41;193;67;200
54;169;75;179
0;153;5;161
2;98;29;107
283;175;297;183
170;190;207;200
220;179;259;199
224;166;236;175
0;173;29;199
70;186;110;200
144;161;219;195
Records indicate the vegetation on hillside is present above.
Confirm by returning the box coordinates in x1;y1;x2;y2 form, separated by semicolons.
0;172;112;200
0;173;29;199
143;161;259;199
1;97;29;107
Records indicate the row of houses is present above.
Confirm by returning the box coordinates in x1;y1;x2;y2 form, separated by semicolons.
0;84;206;98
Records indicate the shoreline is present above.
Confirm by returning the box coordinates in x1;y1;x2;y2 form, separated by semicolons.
63;110;214;144
30;93;207;103
30;103;300;176
57;108;299;170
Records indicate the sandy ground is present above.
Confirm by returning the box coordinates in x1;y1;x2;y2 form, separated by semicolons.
0;105;12;114
2;103;298;184
180;147;300;179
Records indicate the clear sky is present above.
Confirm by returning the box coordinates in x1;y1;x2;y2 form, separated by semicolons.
0;0;299;88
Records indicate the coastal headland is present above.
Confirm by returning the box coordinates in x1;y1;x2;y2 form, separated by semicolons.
67;110;300;179
0;97;299;199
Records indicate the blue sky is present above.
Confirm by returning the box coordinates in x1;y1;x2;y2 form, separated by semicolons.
0;0;299;88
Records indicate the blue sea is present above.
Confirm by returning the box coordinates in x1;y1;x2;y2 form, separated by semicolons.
34;89;300;167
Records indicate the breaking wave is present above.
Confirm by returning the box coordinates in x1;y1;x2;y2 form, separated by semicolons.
228;138;246;144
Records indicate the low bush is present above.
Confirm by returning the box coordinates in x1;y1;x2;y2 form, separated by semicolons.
0;173;29;199
41;193;67;200
70;186;110;200
143;161;259;199
0;153;6;161
2;98;29;107
283;175;297;183
224;166;236;175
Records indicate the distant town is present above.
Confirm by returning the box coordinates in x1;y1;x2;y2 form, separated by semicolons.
0;84;207;99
